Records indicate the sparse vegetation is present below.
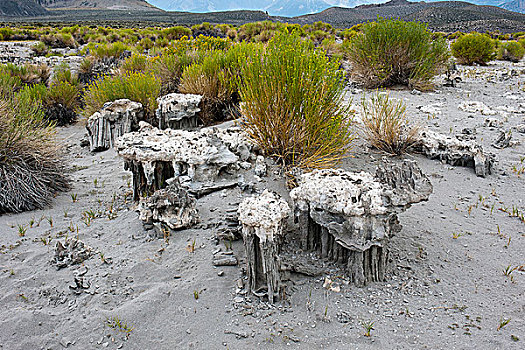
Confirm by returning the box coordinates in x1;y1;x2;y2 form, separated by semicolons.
346;18;449;90
452;33;496;65
497;41;525;63
360;92;420;155
238;31;355;169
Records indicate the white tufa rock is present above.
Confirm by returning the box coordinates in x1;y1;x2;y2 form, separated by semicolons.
415;129;495;177
238;190;290;243
86;99;143;152
458;101;497;116
156;93;202;130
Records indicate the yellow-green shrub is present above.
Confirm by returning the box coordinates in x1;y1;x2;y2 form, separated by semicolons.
497;41;525;62
346;19;449;91
451;33;496;65
238;31;354;169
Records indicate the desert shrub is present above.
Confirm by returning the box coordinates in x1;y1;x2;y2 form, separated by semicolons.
88;42;131;59
0;28;14;40
82;72;161;122
31;41;49;56
0;67;22;98
119;54;148;75
1;63;50;87
451;33;496;65
360;92;420;155
178;43;255;124
138;37;154;52
346;19;449;91
41;33;78;48
0;96;69;213
497;41;525;62
162;26;192;41
148;51;199;93
238;31;354;169
519;38;525;49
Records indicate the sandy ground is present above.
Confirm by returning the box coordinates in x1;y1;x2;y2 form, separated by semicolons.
1;59;524;350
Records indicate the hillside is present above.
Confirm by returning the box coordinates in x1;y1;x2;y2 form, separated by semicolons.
35;0;161;11
0;0;48;16
291;0;525;32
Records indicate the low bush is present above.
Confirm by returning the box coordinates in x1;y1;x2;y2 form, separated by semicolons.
451;33;496;65
82;72;161;123
41;33;77;49
497;41;525;62
119;54;149;75
238;31;354;169
346;18;449;91
31;42;49;56
0;63;50;87
360;92;420;155
0;95;69;213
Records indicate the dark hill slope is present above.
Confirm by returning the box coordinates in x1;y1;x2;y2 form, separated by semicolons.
0;0;48;16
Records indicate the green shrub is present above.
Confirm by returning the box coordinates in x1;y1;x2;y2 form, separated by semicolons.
451;33;496;65
238;31;354;169
1;63;50;87
119;54;148;75
89;42;131;59
31;41;49;56
82;72;161;122
162;26;192;41
360;92;420;155
497;41;525;62
346;19;449;91
41;33;78;48
0;95;69;213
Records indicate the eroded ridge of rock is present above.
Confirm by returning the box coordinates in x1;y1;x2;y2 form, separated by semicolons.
115;122;254;200
53;238;97;269
139;179;198;233
415;129;495;177
86;99;143;152
238;190;291;303
156;93;203;130
290;159;432;286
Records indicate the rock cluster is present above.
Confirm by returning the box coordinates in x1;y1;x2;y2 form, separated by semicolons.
238;190;291;303
115;122;255;200
415;129;495;177
139;179;199;233
53;238;97;269
156;93;203;130
86;99;143;152
290;159;432;286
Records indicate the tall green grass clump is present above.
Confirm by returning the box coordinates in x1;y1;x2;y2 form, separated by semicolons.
238;31;354;169
82;72;161;122
0;94;69;213
497;41;525;62
451;33;495;65
346;18;449;91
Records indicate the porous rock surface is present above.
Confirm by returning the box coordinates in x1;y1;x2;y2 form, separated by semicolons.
53;238;97;269
139;179;198;233
238;190;290;303
115;122;255;200
156;93;203;130
86;99;143;152
290;159;432;286
415;129;495;177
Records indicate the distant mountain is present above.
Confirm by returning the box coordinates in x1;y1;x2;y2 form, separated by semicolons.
147;0;525;16
500;0;525;13
292;0;525;32
36;0;161;11
0;0;48;16
148;0;333;17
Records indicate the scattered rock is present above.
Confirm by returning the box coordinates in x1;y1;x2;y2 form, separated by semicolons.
213;252;238;266
53;238;97;269
86;99;144;152
138;179;198;232
414;129;495;177
156;93;202;130
458;101;497;115
492;130;513;149
254;155;267;177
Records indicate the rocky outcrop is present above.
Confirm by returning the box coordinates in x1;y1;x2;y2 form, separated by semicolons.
415;129;495;177
238;190;291;303
156;93;202;130
290;159;432;286
86;99;143;152
115;122;255;200
139;179;198;234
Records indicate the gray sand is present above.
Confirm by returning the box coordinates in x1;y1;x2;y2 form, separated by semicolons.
0;59;524;350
